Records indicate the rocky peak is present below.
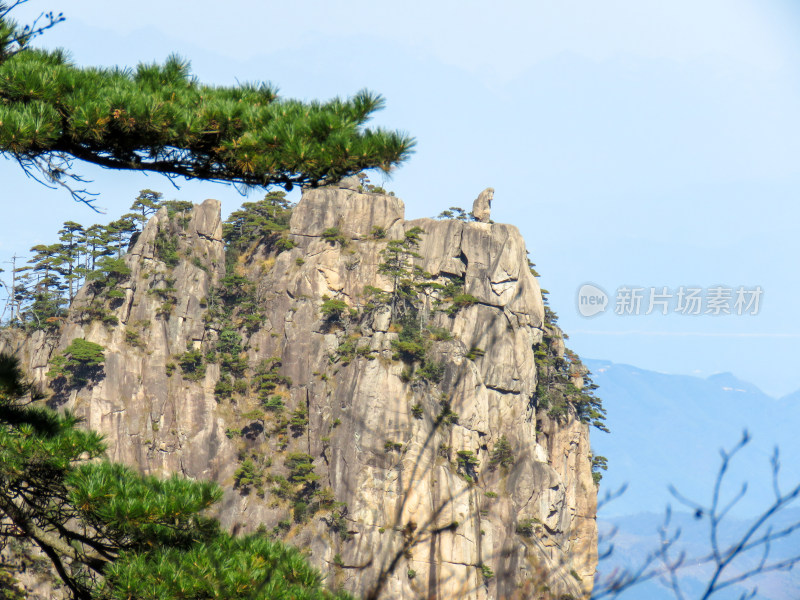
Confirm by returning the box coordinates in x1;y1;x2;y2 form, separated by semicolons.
4;187;598;599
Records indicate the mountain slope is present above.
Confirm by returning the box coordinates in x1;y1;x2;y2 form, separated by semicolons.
586;359;800;517
586;361;800;599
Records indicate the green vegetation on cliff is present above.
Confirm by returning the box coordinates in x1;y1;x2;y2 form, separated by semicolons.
46;337;105;386
1;190;152;329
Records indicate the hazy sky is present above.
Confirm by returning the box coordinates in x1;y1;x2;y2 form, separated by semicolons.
2;0;800;396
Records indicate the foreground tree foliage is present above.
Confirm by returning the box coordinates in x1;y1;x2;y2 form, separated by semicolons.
0;1;414;203
0;353;353;600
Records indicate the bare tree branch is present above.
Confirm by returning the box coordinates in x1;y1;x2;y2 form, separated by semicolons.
594;431;800;600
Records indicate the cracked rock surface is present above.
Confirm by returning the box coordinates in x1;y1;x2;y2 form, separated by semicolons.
3;188;597;599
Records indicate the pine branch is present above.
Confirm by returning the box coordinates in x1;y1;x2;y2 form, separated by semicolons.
0;19;414;202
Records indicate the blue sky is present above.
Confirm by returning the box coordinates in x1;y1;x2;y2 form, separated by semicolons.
2;0;800;396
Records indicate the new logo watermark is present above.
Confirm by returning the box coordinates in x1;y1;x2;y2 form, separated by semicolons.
576;284;763;317
577;283;609;317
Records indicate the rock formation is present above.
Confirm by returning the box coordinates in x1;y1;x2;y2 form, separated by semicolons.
2;186;598;599
337;175;362;191
472;188;494;223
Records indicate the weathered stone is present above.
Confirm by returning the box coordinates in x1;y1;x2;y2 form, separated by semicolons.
3;187;597;599
472;187;494;223
290;187;405;241
337;175;362;191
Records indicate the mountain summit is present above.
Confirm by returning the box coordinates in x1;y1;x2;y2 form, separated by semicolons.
3;186;600;599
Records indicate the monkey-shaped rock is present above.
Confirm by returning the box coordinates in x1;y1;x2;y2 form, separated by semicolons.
472;187;494;223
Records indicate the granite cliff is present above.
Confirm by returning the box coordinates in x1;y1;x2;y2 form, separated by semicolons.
3;186;598;599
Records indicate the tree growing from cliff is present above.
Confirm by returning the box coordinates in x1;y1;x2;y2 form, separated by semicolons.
0;2;414;205
377;226;425;321
2;186;172;327
0;352;353;600
56;220;84;303
46;337;105;386
125;188;163;231
532;286;608;433
222;190;294;257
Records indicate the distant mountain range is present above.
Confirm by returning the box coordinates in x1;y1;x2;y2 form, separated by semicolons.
595;510;800;600
587;360;800;599
585;359;800;517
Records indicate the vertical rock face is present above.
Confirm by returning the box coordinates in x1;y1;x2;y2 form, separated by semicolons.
15;199;233;480
4;188;597;599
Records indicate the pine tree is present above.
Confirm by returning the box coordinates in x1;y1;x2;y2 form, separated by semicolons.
377;226;425;321
9;264;33;324
222;190;294;252
0;4;414;204
126;189;163;231
23;242;66;327
28;243;62;291
103;216;137;258
80;223;113;272
56;220;84;303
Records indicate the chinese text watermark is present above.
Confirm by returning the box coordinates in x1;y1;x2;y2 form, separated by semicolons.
577;284;762;317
